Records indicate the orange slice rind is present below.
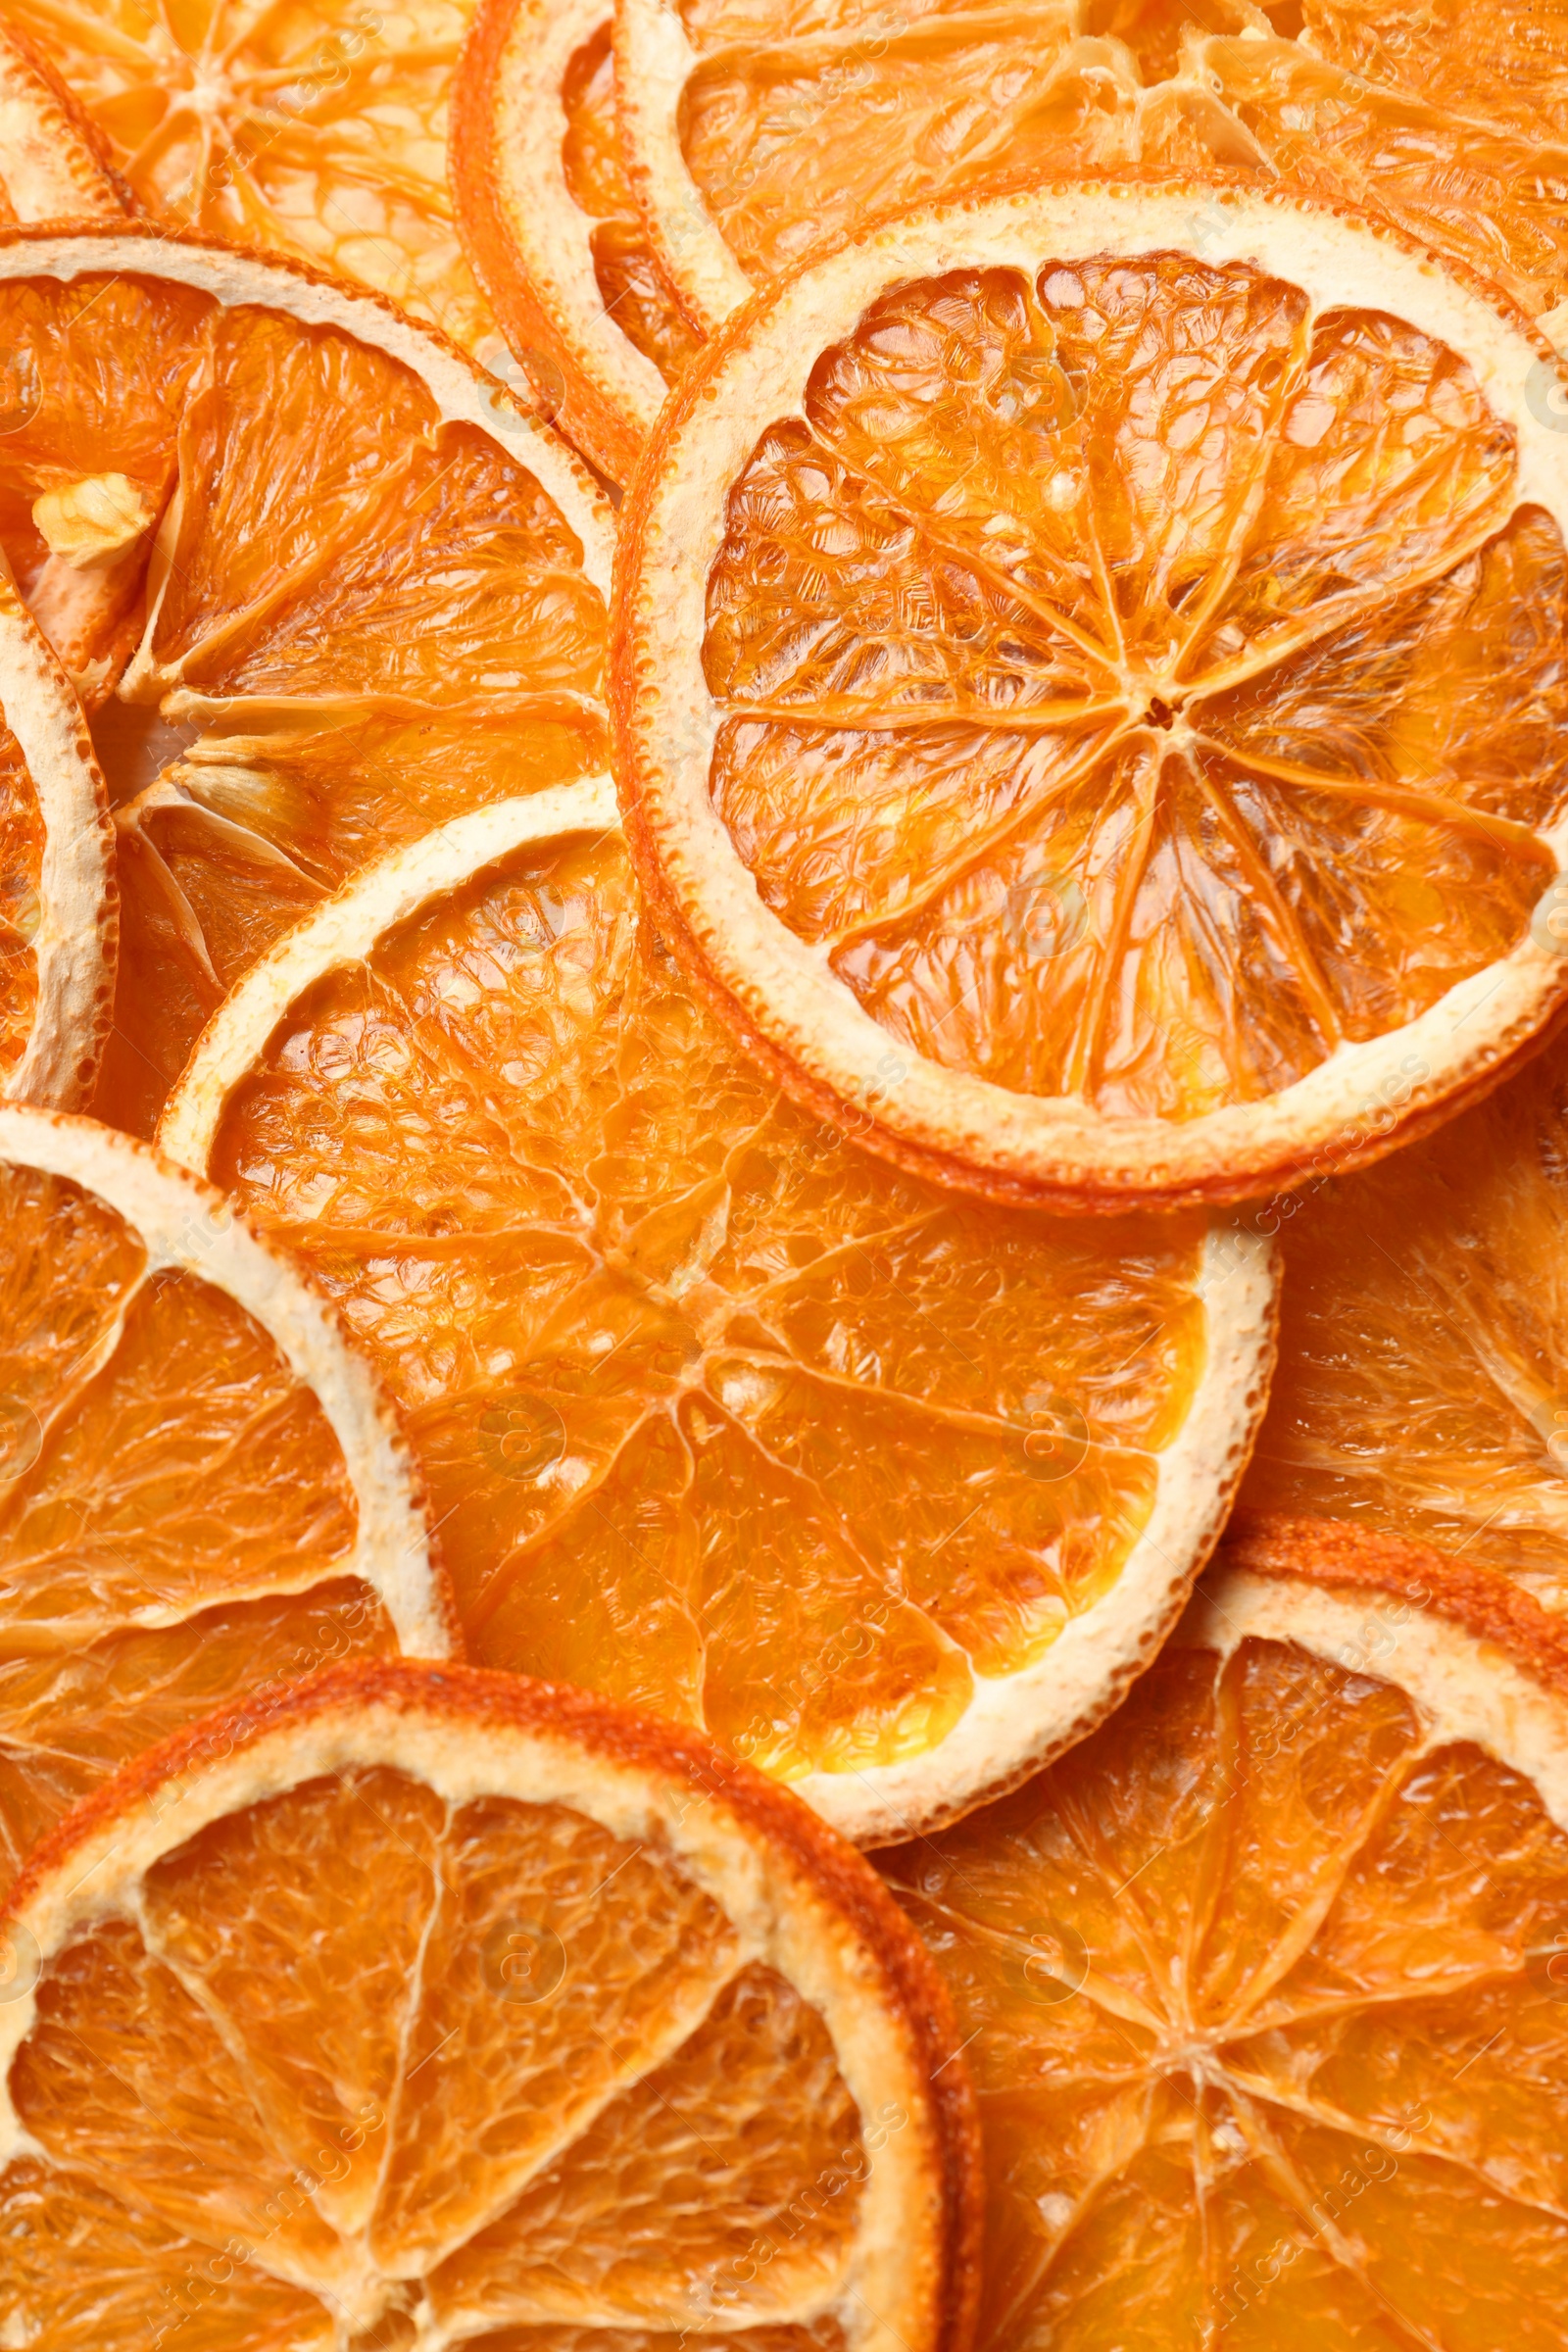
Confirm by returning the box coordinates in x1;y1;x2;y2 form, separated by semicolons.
159;778;1277;1844
0;1103;453;1885
453;0;702;483
0;583;115;1107
0;19;132;226
0;1655;982;2350
615;177;1568;1209
879;1515;1568;2347
0;221;612;1138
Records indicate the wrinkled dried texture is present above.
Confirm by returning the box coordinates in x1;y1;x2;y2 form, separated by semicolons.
2;1769;861;2347
1298;0;1568;146
564;25;702;381
208;829;1209;1782
5;0;491;348
0;1162;392;1877
0;718;42;1081
1188;34;1568;321
1240;1026;1568;1609
879;1633;1568;2348
705;260;1565;1120
680;10;1146;285
0;271;607;1136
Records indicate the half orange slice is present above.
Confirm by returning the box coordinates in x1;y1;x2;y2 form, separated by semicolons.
453;0;703;483
0;223;612;1137
615;179;1568;1209
0;1105;453;1887
0;1657;982;2349
880;1516;1568;2346
159;783;1277;1843
0;582;116;1107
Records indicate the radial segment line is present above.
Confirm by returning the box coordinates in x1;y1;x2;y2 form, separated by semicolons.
824;720;1130;956
723;695;1126;734
900;1886;1164;2037
1195;736;1550;858
1063;735;1159;1099
1190;760;1345;1052
797;416;1122;681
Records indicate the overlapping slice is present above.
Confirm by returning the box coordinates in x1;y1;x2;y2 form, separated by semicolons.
1298;0;1568;149
880;1519;1568;2349
158;784;1275;1842
0;1105;451;1888
615;179;1568;1208
1161;32;1568;326
612;0;1278;335
0;1657;981;2350
454;0;703;483
0;224;612;1138
1238;1018;1568;1610
0;582;116;1107
1;0;494;349
0;19;131;225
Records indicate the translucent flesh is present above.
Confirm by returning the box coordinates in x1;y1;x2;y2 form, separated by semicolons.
4;0;492;349
704;258;1566;1121
0;1161;398;1882
0;712;42;1082
1184;34;1568;321
1239;1026;1568;1610
0;270;607;1137
879;1632;1568;2349
563;24;702;381
1;1766;863;2347
206;828;1210;1782
1298;0;1568;147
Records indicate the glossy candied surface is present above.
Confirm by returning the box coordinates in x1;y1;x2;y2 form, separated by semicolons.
0;1161;397;1884
704;257;1566;1122
0;269;607;1136
1;1764;861;2346
563;21;702;379
1241;1027;1568;1609
3;0;491;348
881;1630;1568;2348
0;716;42;1084
207;827;1211;1786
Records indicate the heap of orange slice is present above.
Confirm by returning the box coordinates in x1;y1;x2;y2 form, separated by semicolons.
5;1;1568;2342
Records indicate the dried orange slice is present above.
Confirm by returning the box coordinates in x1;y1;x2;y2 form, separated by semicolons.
0;222;612;1139
454;0;703;484
879;1516;1568;2348
0;1105;452;1888
614;0;1249;334
1238;1016;1568;1608
0;582;116;1107
1298;0;1568;150
158;784;1276;1843
0;1656;982;2348
3;0;493;350
616;179;1568;1211
1160;32;1568;328
0;19;132;225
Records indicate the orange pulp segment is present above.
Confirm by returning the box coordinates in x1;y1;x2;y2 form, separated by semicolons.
879;1527;1568;2349
0;1105;449;1887
161;791;1275;1843
0;1659;980;2351
1298;0;1568;149
0;229;610;1136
